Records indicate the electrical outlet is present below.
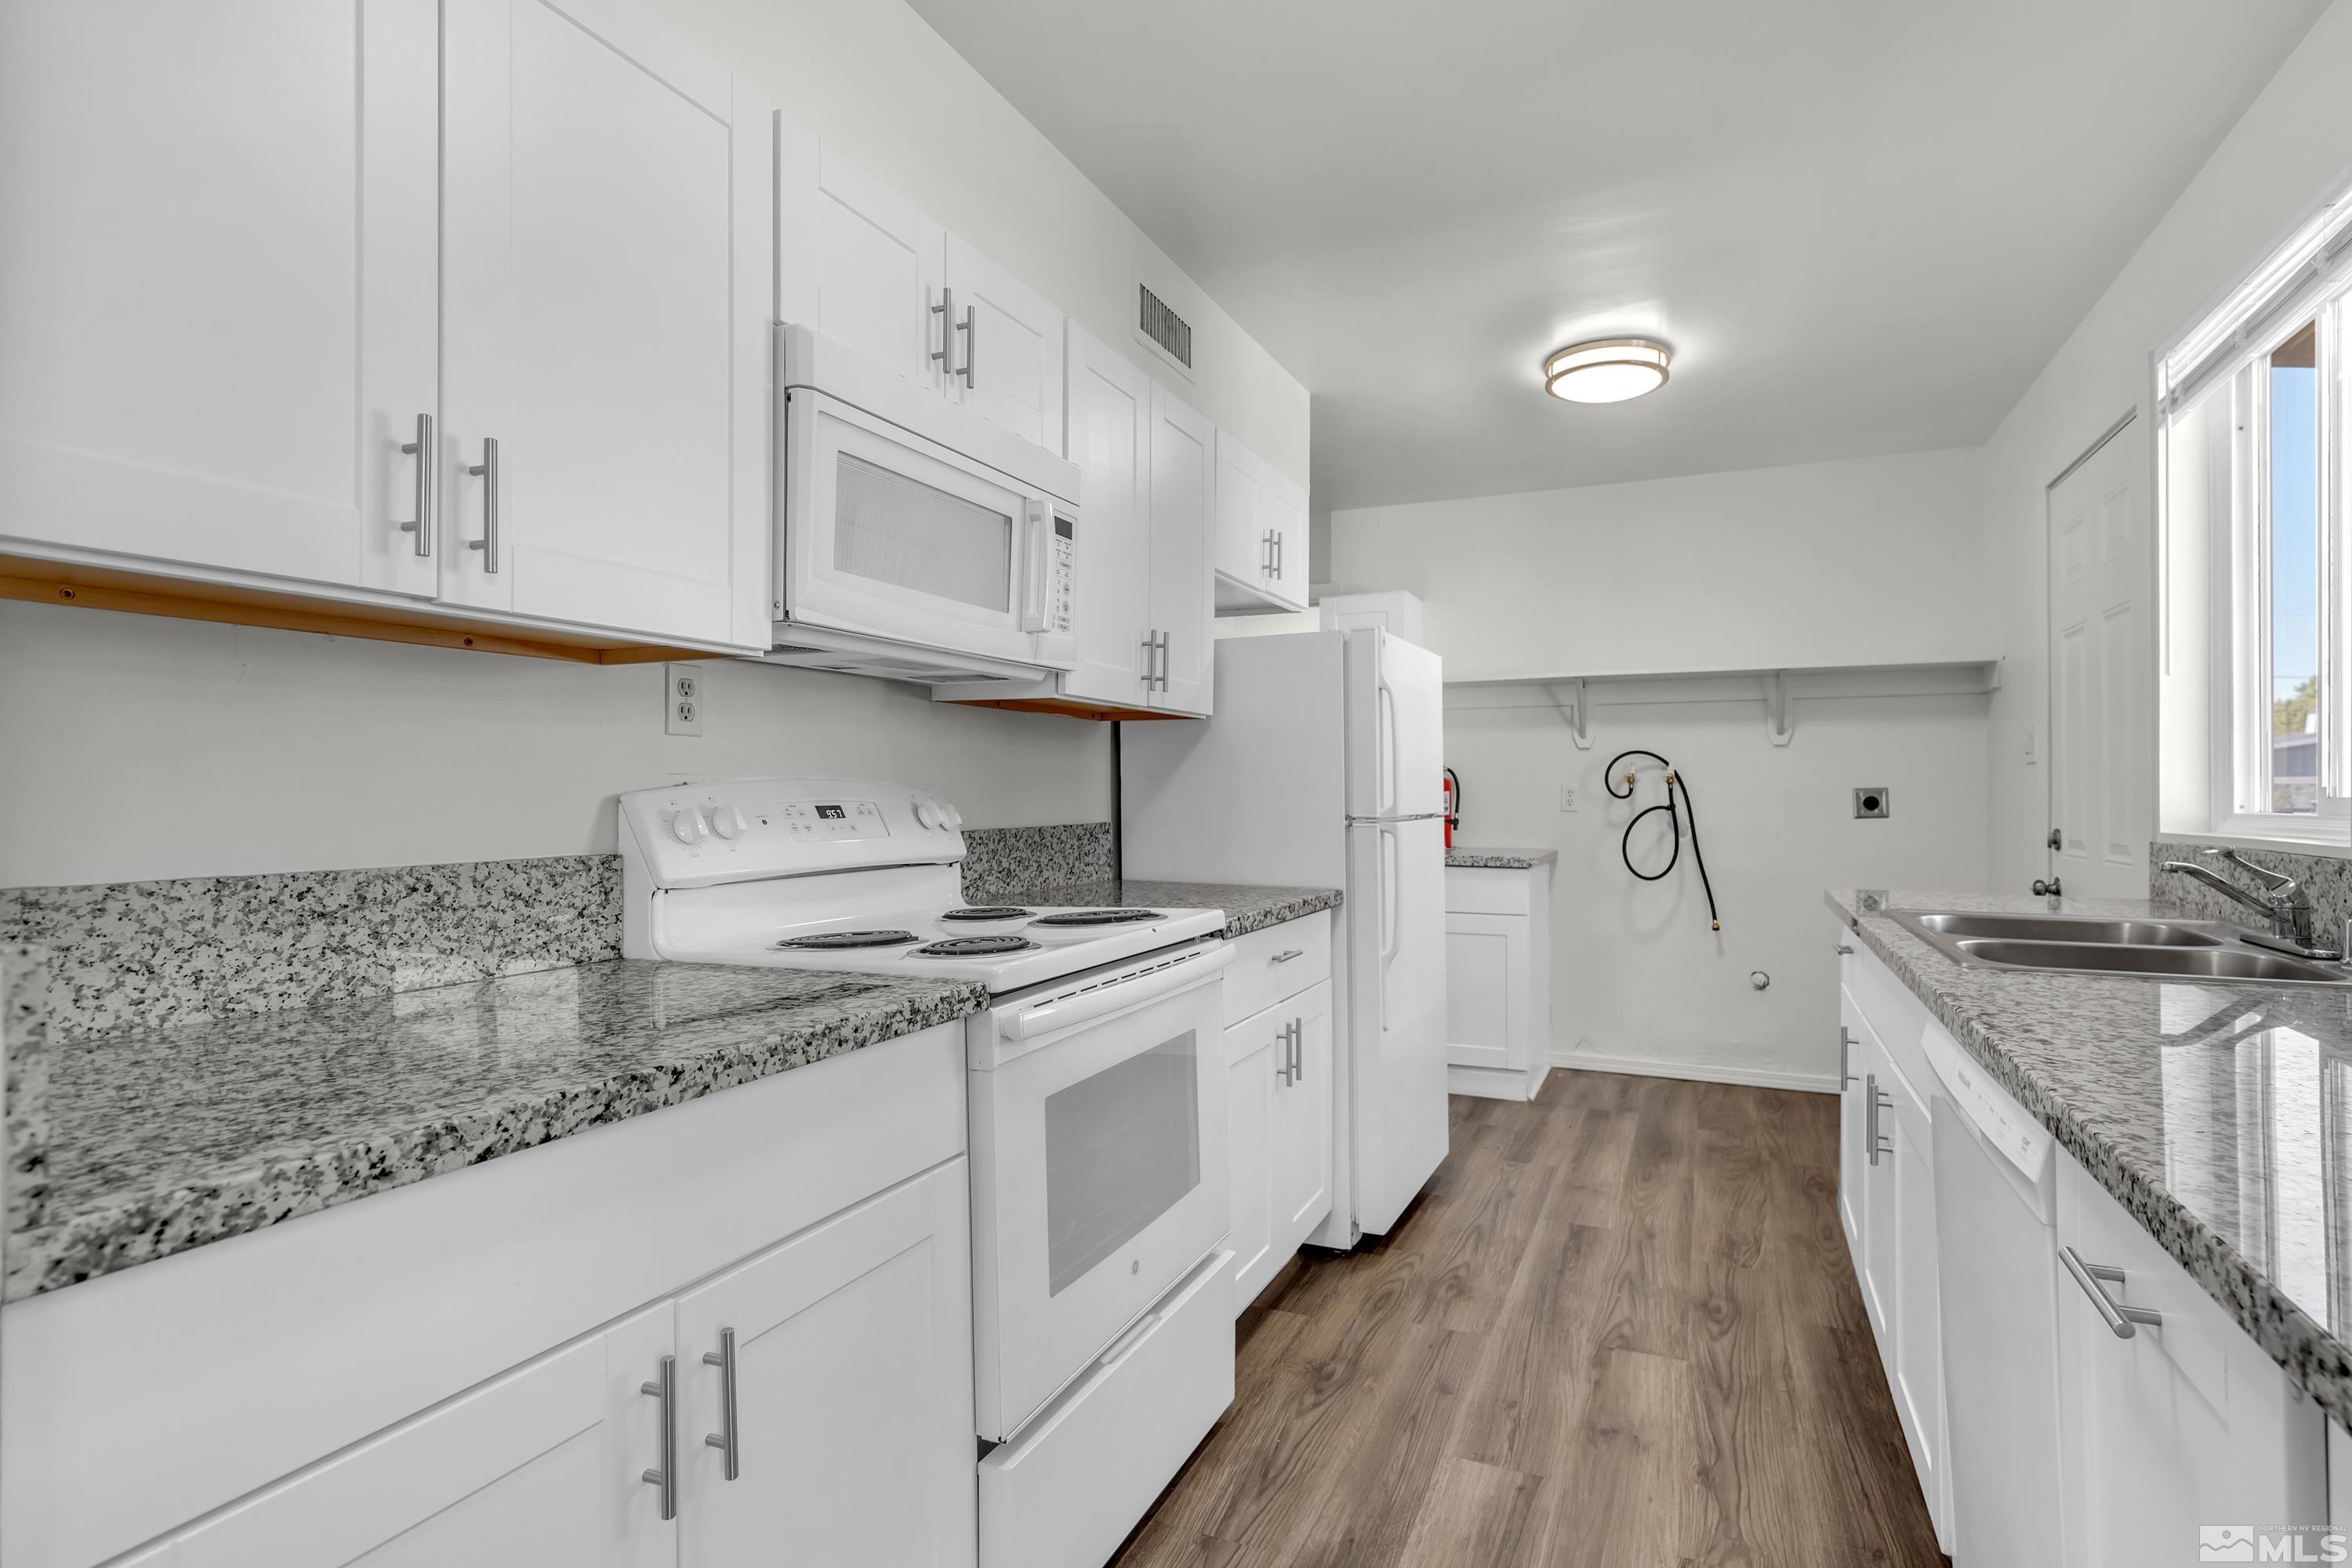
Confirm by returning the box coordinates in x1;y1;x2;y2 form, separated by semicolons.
1853;786;1891;819
1559;785;1579;812
666;664;704;737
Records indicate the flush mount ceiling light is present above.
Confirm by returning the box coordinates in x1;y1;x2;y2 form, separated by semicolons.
1543;337;1671;404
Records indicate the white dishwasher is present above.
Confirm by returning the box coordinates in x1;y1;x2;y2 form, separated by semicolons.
1922;1020;2064;1568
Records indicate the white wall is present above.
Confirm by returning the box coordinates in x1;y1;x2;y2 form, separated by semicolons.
646;0;1309;484
1325;449;1991;682
0;603;1109;885
1983;0;2352;890
1328;449;1994;1087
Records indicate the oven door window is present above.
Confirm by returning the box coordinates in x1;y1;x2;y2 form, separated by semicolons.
1043;1028;1201;1296
833;452;1012;612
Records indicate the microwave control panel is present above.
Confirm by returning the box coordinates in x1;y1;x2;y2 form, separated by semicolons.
1045;514;1075;635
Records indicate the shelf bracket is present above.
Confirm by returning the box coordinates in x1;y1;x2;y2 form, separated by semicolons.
1766;670;1794;747
1543;678;1592;750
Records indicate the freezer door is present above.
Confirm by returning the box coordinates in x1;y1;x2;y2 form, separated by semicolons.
1345;630;1445;822
1345;815;1450;1235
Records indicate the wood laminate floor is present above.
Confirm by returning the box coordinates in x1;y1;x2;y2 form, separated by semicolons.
1112;1069;1945;1568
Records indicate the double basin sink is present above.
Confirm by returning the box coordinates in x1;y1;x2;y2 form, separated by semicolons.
1891;910;2352;988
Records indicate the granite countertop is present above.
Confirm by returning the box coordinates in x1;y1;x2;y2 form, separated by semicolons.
1830;887;2352;1428
1446;847;1559;869
5;960;985;1302
995;878;1342;938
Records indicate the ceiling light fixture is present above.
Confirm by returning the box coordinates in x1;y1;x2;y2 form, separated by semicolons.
1543;337;1671;404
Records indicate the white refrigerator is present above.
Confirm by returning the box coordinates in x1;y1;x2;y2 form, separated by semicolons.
1121;628;1449;1243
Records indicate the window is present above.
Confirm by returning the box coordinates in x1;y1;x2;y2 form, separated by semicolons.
2162;197;2352;842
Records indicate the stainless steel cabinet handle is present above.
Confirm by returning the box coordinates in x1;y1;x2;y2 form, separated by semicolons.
1140;629;1158;688
702;1327;740;1480
2060;1246;2162;1338
399;412;434;557
1290;1018;1304;1083
1840;1027;1858;1088
1155;631;1171;691
1274;532;1284;580
1865;1073;1886;1166
1271;949;1305;964
931;287;954;378
466;436;499;573
641;1354;677;1521
958;302;976;390
1835;943;1855;955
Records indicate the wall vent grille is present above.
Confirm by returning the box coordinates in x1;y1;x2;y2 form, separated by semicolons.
1139;285;1192;368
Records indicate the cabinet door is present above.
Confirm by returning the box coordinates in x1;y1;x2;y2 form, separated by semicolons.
1853;1021;1896;1343
1148;384;1217;717
944;236;1064;450
1225;1008;1280;1311
1262;467;1310;610
1212;432;1272;601
0;0;438;596
1835;989;1868;1250
170;1304;677;1568
1445;913;1523;1072
676;1159;976;1568
1062;325;1154;706
2056;1152;2326;1566
443;0;771;647
775;131;948;390
1272;980;1335;1254
1884;1059;1947;1543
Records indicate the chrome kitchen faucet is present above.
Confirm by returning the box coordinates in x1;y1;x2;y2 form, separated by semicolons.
2161;848;2343;961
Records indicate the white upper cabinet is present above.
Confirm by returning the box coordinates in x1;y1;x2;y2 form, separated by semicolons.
1062;325;1153;706
442;0;772;649
1212;432;1307;614
945;237;1065;449
0;0;440;594
775;124;948;391
1149;384;1218;716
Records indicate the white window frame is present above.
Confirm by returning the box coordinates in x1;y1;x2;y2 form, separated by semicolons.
2172;201;2352;845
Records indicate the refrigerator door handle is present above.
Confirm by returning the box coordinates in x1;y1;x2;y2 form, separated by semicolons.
1377;680;1398;818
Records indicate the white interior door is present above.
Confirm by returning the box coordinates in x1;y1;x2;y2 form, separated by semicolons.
1063;325;1153;706
676;1161;976;1568
945;235;1064;450
2047;418;2146;897
0;0;438;595
1148;383;1217;716
443;0;770;647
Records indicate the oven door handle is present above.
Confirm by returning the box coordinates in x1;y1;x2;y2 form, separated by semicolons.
1000;945;1237;1042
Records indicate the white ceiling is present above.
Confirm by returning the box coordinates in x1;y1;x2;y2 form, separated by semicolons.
905;0;2328;510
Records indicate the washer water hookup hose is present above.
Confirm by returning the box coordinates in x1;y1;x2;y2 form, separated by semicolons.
1604;750;1722;931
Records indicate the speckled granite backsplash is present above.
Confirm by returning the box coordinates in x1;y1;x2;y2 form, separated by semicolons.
0;858;622;1040
5;944;53;1235
2150;839;2352;942
960;823;1115;905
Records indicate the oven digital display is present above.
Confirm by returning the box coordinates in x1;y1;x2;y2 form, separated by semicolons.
816;804;846;820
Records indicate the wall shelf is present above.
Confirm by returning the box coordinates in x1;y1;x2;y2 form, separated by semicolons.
1442;658;2003;748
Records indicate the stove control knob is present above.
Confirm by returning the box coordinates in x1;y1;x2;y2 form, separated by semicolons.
670;808;710;846
913;798;943;830
941;801;964;830
708;804;749;840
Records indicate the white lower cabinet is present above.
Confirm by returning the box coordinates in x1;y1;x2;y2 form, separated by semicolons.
2055;1149;2323;1566
1443;862;1553;1101
1225;916;1337;1312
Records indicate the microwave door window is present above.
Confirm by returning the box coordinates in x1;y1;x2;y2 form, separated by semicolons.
1043;1029;1202;1296
833;453;1012;612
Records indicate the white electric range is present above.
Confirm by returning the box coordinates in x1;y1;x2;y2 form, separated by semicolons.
619;778;1241;1568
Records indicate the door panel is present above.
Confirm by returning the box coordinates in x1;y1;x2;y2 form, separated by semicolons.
1148;384;1216;716
677;1161;976;1568
1225;1011;1279;1308
2047;422;2144;896
0;0;438;593
804;143;946;387
1063;325;1152;706
1445;916;1516;1069
1273;980;1335;1247
1264;467;1310;609
443;0;767;644
946;236;1063;450
1213;432;1268;592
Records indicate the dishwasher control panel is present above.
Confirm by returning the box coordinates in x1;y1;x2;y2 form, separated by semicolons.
1921;1020;2053;1181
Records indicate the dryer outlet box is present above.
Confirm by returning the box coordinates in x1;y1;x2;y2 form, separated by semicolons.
1853;787;1890;819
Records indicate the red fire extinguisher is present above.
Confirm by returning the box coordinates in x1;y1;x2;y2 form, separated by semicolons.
1442;768;1460;849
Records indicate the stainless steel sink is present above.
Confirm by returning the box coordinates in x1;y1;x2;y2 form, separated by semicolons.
1908;913;2220;947
1889;909;2352;988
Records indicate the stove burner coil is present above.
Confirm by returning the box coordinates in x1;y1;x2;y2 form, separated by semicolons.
913;935;1038;957
773;930;920;950
1031;909;1164;927
941;907;1036;921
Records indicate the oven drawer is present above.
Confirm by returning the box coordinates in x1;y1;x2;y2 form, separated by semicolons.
979;1250;1234;1568
1225;913;1332;1024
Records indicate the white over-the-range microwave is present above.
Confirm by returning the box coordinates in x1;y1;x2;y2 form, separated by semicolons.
765;323;1080;686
